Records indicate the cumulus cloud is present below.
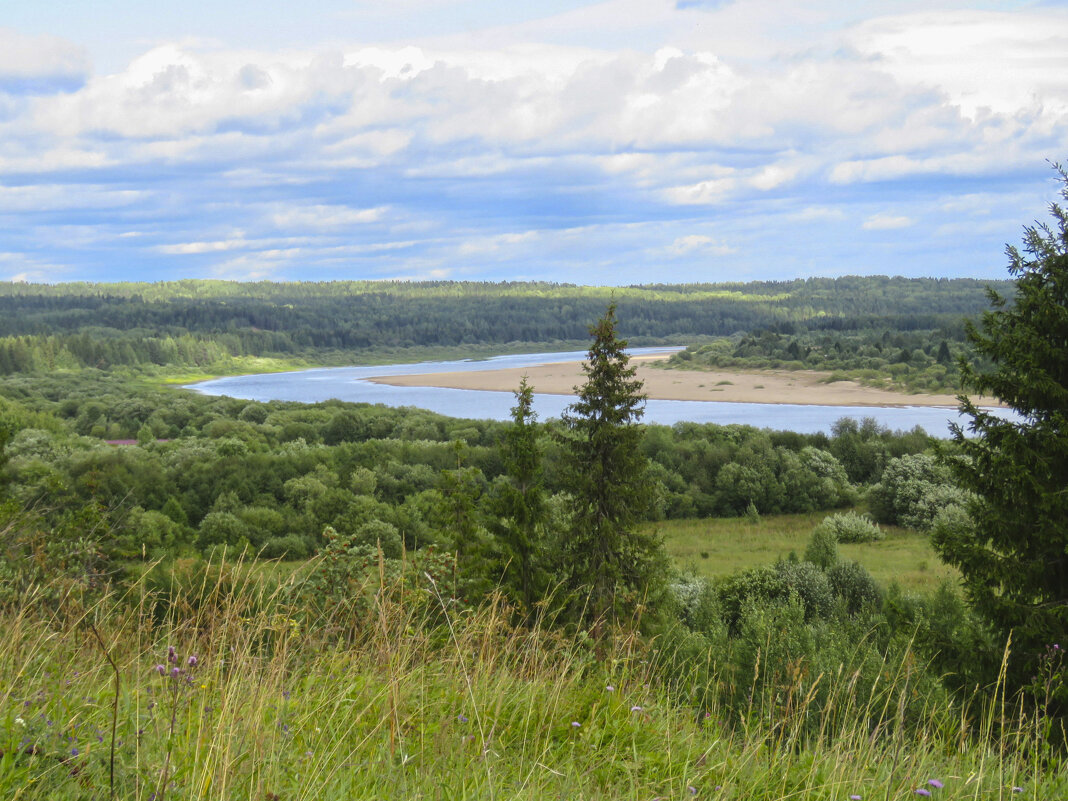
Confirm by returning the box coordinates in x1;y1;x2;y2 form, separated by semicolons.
0;2;1064;284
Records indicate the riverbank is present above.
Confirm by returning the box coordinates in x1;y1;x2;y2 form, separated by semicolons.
367;355;987;408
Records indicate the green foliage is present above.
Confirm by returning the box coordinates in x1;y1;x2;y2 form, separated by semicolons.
869;453;968;530
804;523;839;569
0;277;1009;379
826;561;881;614
814;510;884;544
490;378;552;616
935;164;1068;696
560;303;667;626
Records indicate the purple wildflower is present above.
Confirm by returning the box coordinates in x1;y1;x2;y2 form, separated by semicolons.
170;667;181;678
850;796;862;800
688;786;698;795
187;655;198;667
70;747;79;757
167;646;177;664
457;714;468;723
155;664;166;676
927;779;944;789
915;790;932;797
1012;788;1024;794
631;705;643;712
571;721;581;728
605;685;615;692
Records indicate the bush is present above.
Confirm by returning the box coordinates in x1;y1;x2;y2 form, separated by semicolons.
776;560;835;622
670;576;723;636
718;561;835;632
814;511;884;544
804;524;839;569
260;534;313;560
869;454;968;530
826;561;881;614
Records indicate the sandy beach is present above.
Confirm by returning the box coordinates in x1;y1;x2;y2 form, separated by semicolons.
367;355;986;408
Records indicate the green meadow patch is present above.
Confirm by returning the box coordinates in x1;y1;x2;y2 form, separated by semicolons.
654;511;958;593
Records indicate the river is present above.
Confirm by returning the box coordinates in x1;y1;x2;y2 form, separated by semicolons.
186;348;1015;437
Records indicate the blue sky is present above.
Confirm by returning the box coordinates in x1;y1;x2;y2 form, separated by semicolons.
1;0;1066;284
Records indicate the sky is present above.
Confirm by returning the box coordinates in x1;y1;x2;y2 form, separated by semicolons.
1;0;1066;285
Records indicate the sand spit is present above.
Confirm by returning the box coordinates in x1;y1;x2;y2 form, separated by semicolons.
367;356;989;408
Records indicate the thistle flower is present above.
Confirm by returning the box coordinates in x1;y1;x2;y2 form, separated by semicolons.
167;646;177;664
155;664;166;676
187;655;198;667
170;667;181;678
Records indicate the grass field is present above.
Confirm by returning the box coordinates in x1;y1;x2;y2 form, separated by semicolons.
2;570;1059;801
652;510;959;593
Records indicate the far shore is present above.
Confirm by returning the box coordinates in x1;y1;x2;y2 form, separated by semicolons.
366;355;999;408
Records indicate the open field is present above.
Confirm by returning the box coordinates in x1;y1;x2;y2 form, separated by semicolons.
370;357;979;408
654;511;959;593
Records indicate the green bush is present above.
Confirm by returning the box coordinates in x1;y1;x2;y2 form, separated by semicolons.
260;534;313;560
804;523;839;569
814;510;884;544
776;560;835;622
826;561;881;614
869;454;969;530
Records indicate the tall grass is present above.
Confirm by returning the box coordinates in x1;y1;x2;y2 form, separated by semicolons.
0;555;1063;800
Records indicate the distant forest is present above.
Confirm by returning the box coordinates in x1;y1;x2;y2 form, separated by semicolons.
0;276;1009;376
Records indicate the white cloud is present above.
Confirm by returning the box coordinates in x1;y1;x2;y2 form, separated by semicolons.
847;9;1068;117
664;234;735;256
157;238;250;255
269;204;387;230
0;28;87;82
863;213;914;230
457;231;540;256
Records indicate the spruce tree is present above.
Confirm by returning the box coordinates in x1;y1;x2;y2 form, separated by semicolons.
492;377;549;617
934;164;1068;694
560;303;665;628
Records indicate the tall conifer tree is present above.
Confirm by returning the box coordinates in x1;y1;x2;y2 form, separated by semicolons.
935;164;1068;694
561;303;664;628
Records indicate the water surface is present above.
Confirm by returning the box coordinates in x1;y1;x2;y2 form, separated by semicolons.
187;348;1013;437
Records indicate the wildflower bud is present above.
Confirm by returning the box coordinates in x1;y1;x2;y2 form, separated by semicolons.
171;667;181;678
167;646;177;664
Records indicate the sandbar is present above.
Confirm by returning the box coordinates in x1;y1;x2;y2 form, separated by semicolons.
367;356;995;408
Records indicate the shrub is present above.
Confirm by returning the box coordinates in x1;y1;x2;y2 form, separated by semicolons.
826;561;881;614
814;511;884;544
804;524;839;569
670;576;723;636
776;560;835;622
260;534;313;560
869;453;969;530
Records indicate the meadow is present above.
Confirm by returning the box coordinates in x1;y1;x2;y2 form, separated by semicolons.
0;560;1061;801
658;511;958;594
